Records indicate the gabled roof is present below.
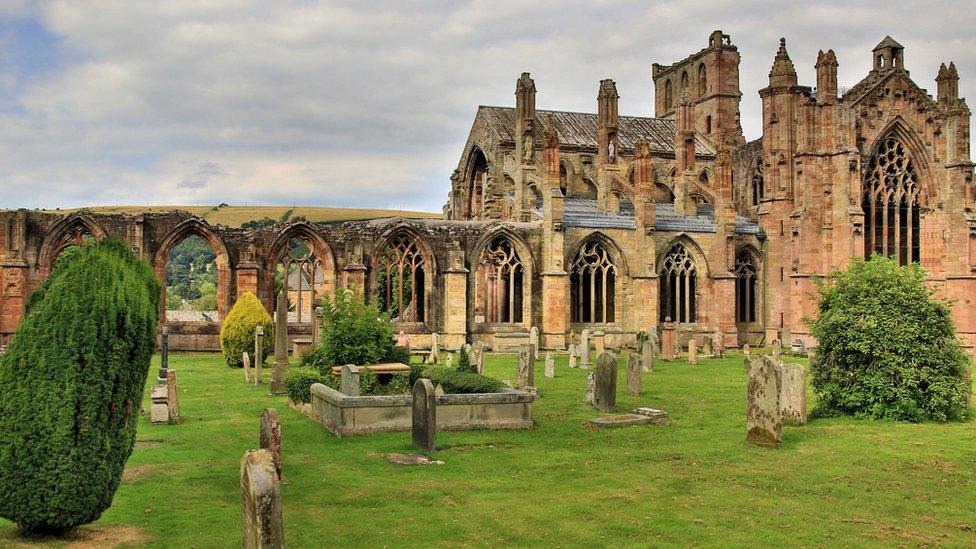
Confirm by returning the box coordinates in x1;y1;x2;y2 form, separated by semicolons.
477;106;716;157
841;67;936;109
873;36;904;51
529;197;760;234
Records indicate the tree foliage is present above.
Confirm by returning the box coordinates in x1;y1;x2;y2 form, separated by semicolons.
219;291;273;368
309;289;397;367
0;238;160;535
807;256;971;422
165;235;217;311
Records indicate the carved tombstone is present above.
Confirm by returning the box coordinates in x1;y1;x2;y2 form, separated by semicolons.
567;344;578;369
688;338;698;365
341;364;360;397
529;326;540;363
627;353;642;396
585;372;596;406
254;326;264;385
580;329;591;368
517;345;534;388
471;342;485;374
260;408;282;480
771;338;782;359
243;352;252;383
746;355;783;447
780;328;792;348
544;351;554;378
702;336;713;357
712;331;725;358
779;362;808;424
593;352;617;412
641;340;654;373
240;449;283;549
412;378;436;453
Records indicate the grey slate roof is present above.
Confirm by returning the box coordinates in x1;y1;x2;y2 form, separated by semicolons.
479;106;716;157
532;197;761;235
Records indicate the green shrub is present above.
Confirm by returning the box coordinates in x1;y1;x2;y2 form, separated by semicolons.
285;367;327;404
374;372;410;395
386;345;412;365
316;289;395;367
416;366;505;394
219;292;273;368
807;255;971;422
0;238;160;535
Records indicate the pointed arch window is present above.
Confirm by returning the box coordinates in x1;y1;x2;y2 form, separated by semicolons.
751;160;764;206
862;134;921;265
570;240;617;323
659;244;697;323
559;164;568;197
480;236;524;323
697;63;707;97
51;224;96;262
275;236;325;324
376;235;426;322
735;250;758;323
680;71;689;91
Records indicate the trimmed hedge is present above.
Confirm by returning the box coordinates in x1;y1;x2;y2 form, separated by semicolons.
219;291;273;368
285;367;327;404
0;238;160;535
286;367;410;401
410;365;505;394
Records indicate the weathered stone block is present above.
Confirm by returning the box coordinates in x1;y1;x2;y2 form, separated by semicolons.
241;448;283;549
412;378;436;453
260;408;282;480
627;353;642;396
746;355;783;447
779;362;807;424
593;352;617;412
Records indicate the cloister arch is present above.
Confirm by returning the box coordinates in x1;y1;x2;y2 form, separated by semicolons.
38;214;107;276
471;228;534;325
265;221;337;324
153;219;231;323
370;226;437;325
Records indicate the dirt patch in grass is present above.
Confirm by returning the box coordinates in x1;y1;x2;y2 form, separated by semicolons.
3;524;149;548
134;439;162;449
122;464;157;483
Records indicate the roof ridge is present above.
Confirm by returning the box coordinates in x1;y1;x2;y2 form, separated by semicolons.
480;104;671;122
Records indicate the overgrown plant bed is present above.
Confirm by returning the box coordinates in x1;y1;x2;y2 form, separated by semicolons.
309;383;535;436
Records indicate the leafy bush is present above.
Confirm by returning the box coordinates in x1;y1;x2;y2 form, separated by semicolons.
807;256;970;422
0;238;160;535
456;346;475;373
387;345;412;365
285;367;327;404
414;366;505;394
219;292;273;368
316;289;395;367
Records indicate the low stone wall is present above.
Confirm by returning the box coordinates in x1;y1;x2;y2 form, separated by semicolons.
309;383;534;436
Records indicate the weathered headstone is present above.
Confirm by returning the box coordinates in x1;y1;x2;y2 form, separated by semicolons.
567;344;578;368
341;364;360;396
270;292;288;395
445;353;454;369
166;370;180;424
661;321;676;360
780;327;792;348
241;449;283;549
158;325;169;383
641;340;654;373
259;408;282;480
743;343;751;357
150;384;168;424
544;351;554;378
746;355;783;447
431;332;440;364
594;331;606;356
779;362;808;424
712;330;726;358
585;372;596;405
580;329;591;368
412;378;436;453
517;345;534;387
771;338;782;359
593;352;617;412
471;342;485;374
790;339;806;354
648;329;660;358
243;352;252;383
688;338;698;365
529;326;539;363
702;336;713;357
254;325;264;385
627;353;642;396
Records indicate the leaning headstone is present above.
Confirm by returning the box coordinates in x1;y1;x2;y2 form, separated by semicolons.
702;336;713;357
544;351;554;379
580;329;591;368
270;292;288;395
516;345;534;388
431;332;440;364
627;354;642;396
243;352;252;383
260;408;282;480
166;370;181;424
529;326;539;363
641;340;654;373
746;355;783;447
412;378;436;453
779;362;808;424
254;325;264;385
593;352;617;412
688;339;698;365
445;353;454;369
585;372;596;405
771;338;782;359
241;449;283;549
341;364;360;396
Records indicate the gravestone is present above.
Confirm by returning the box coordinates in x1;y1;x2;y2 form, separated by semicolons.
567;344;577;368
412;378;436;453
241;449;283;549
517;345;534;388
712;331;726;358
780;327;792;348
580;329;591;368
641;340;654;373
702;336;713;357
312;307;322;346
243;352;252;383
688;339;698;365
743;343;751;356
661;322;676;360
270;292;288;395
594;331;606;356
341;364;360;396
150;384;168;424
790;339;805;354
159;325;169;383
647;329;660;358
585;372;596;406
471;342;485;374
779;362;808;424
771;338;782;359
544;351;554;378
529;326;539;363
746;355;783;447
431;332;440;364
445;353;453;369
254;325;264;385
166;370;180;424
260;408;282;480
593;352;617;412
627;353;642;396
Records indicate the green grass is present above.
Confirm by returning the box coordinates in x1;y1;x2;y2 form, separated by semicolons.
2;351;974;547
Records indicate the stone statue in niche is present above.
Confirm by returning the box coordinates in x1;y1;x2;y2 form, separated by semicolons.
243;239;256;263
608;140;616;163
522;133;534;163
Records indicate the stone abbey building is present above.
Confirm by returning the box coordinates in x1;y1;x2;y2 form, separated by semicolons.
1;32;973;353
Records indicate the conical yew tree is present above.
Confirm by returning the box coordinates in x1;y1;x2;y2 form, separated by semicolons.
0;238;160;534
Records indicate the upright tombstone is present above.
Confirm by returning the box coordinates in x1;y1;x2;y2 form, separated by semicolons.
648;329;660;358
254;325;265;385
471;341;485;374
412;378;436;453
260;408;282;480
445;353;454;369
779;362;808;424
580;329;591;368
780;327;792;348
746;355;783;447
627;353;642;396
568;344;578;369
166;370;181;424
431;332;440;364
771;338;782;359
544;351;554;378
241;449;283;549
688;339;698;365
661;321;676;360
158;325;170;384
594;331;606;356
712;330;726;358
243;352;253;383
517;345;534;388
702;336;713;357
150;384;169;424
592;352;617;412
743;343;751;357
585;372;596;405
341;364;361;397
529;326;540;363
271;291;289;395
641;340;654;373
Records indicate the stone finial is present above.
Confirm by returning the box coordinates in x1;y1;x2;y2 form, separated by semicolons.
598;78;619;100
516;71;536;94
768;37;798;87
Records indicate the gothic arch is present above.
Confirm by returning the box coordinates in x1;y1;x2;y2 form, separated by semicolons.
657;236;707;324
568;233;623;324
369;225;437;324
656;234;710;278
864;116;934;206
471;227;534;325
264;220;338;321
567;231;629;277
38;214;107;276
664;79;673;110
734;245;762;324
697;63;707;97
464;147;490;220
559;158;574;197
153;218;232;323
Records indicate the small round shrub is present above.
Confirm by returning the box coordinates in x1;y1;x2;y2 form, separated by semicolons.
220;291;273;368
285;367;327;404
387;345;412;365
808;255;971;422
0;238;160;535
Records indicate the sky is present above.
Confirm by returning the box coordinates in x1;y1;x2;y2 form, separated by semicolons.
0;1;974;212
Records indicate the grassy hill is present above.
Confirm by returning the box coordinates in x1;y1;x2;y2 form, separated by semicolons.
38;204;441;228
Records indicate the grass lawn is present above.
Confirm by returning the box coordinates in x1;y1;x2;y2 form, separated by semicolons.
2;351;974;547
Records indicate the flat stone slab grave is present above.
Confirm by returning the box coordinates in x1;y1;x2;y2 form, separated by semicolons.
387;453;445;466
586;409;670;428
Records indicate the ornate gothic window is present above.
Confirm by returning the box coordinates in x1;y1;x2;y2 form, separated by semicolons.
480;237;524;323
276;237;324;324
570;240;617;323
751;160;764;206
735;250;758;323
862;135;921;265
659;244;697;323
376;235;426;322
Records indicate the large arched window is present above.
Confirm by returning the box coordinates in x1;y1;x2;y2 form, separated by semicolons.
479;236;524;323
659;244;697;323
50;224;96;262
862;134;921;265
735;250;758;323
276;237;325;324
751;160;764;206
697;63;707;97
376;234;426;322
570;240;617;323
467;150;488;220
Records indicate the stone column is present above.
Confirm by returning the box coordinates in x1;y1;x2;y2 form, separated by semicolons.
442;244;468;350
269;292;288;395
254;326;265;385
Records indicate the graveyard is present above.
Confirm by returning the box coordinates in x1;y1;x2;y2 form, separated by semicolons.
1;350;973;547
